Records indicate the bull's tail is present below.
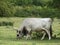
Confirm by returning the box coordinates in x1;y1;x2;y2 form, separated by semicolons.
50;25;52;37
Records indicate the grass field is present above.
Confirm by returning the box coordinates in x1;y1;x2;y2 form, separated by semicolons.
0;17;60;45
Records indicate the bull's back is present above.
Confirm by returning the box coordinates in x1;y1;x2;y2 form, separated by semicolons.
22;18;52;30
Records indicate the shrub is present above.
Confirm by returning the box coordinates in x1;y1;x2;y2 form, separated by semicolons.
15;0;33;6
14;6;60;18
0;21;13;26
14;0;53;6
0;1;15;17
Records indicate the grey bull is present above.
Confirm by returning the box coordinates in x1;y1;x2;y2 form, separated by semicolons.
15;18;53;40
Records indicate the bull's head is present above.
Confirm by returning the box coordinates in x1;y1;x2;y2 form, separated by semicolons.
16;30;23;39
14;27;23;39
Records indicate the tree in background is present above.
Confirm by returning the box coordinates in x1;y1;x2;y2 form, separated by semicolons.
14;0;33;6
0;0;60;18
52;0;60;8
0;1;15;17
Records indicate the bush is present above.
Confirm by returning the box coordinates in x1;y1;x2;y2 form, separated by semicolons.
14;0;53;6
31;32;43;39
15;0;33;6
0;0;60;18
14;6;60;18
52;0;60;8
0;1;15;17
0;21;13;26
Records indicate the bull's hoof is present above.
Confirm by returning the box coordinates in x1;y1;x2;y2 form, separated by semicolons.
41;38;44;40
49;38;51;40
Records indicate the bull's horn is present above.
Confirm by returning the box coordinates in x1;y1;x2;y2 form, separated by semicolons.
13;27;18;30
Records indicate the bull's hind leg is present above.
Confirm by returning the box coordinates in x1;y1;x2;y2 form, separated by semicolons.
45;30;51;40
41;31;46;40
42;28;51;40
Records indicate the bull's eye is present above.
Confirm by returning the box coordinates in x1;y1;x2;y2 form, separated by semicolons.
17;30;18;32
19;31;21;33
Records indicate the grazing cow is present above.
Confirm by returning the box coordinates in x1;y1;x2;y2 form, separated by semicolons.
15;18;53;40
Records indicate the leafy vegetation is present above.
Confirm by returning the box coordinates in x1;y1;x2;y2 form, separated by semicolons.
0;21;13;26
0;0;60;18
14;6;60;18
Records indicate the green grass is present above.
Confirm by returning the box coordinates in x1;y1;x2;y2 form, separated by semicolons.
0;17;60;45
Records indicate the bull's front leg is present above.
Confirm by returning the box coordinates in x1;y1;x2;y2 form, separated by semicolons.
25;30;32;40
41;31;46;40
26;34;31;40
